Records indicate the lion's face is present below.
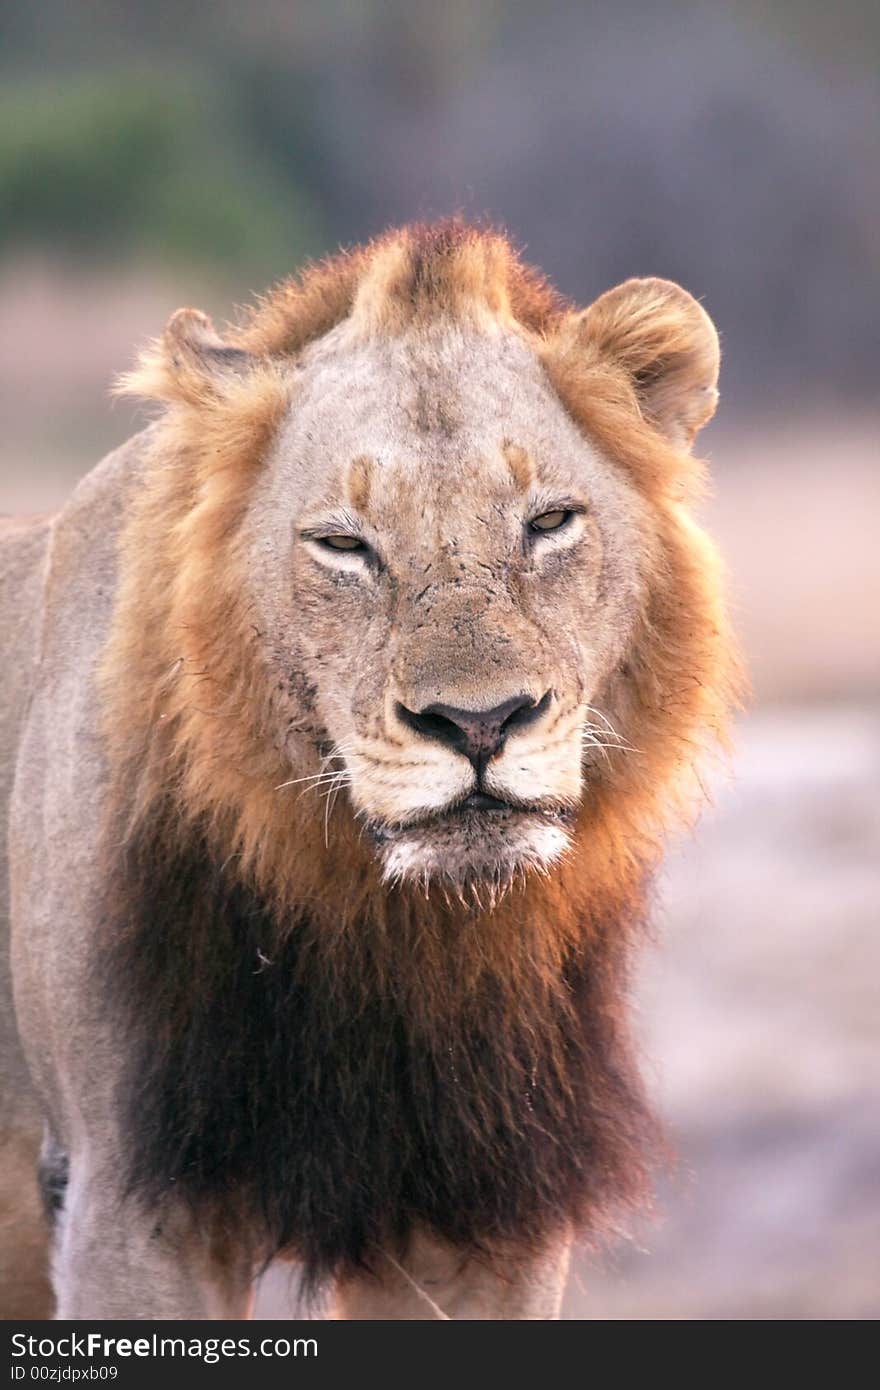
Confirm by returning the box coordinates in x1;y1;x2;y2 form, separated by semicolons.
119;229;724;899
243;324;651;886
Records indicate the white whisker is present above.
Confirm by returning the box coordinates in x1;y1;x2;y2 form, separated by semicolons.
580;721;640;757
582;703;625;740
275;771;336;790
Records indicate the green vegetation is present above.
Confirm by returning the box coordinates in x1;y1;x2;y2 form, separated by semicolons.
0;70;324;274
0;0;876;401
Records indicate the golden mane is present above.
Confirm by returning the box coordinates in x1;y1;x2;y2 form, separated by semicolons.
109;219;737;977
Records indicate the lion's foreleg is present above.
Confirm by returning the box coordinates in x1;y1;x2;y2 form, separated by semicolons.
52;1156;256;1320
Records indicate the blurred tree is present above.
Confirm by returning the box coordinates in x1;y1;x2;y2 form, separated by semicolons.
0;0;877;406
0;71;324;276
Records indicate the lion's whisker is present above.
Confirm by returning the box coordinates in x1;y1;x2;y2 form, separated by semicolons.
582;703;626;740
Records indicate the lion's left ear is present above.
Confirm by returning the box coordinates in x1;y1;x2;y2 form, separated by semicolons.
575;278;720;449
117;307;258;407
162;308;256;384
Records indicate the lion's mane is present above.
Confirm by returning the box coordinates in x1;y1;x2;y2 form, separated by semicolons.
98;222;738;1289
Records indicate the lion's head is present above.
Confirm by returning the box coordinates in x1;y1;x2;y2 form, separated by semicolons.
111;222;734;914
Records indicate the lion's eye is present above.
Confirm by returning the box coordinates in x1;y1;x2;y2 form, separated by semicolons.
529;509;572;533
318;534;367;552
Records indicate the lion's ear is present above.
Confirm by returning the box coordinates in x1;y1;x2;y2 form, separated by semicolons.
117;307;258;406
576;278;720;449
163;308;256;383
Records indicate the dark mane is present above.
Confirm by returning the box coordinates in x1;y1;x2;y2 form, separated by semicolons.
101;804;656;1292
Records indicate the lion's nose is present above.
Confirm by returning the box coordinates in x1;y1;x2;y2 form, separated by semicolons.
396;691;551;768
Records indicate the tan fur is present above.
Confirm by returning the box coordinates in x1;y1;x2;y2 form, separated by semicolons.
0;514;54;1317
503;441;536;492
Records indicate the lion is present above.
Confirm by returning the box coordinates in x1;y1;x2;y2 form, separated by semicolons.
0;222;738;1319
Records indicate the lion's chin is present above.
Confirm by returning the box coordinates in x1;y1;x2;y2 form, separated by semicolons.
371;807;573;892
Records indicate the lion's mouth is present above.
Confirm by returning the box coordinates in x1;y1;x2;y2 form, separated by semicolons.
365;795;575;887
366;794;575;844
458;790;510;813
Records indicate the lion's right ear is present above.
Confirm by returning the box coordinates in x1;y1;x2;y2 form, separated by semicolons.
567;278;720;450
116;308;258;406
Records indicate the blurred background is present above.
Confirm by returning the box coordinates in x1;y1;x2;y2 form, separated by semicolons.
1;0;877;1319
